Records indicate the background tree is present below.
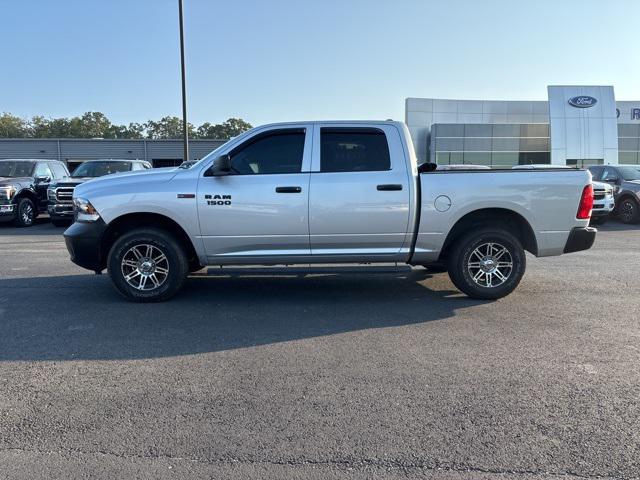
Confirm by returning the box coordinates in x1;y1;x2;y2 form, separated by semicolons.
0;112;252;140
0;113;28;137
196;118;253;139
144;116;195;140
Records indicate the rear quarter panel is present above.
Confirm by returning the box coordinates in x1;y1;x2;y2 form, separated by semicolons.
413;170;592;262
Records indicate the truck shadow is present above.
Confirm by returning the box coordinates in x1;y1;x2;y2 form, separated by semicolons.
0;270;482;361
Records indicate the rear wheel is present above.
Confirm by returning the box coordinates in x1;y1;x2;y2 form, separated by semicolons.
447;227;526;300
13;198;36;227
107;228;189;302
618;197;640;224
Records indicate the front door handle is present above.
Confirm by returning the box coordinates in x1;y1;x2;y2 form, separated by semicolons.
275;186;302;193
377;184;403;191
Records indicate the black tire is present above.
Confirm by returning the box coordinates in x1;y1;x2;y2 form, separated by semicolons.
51;218;70;227
589;216;607;226
13;197;36;227
618;197;640;224
107;227;189;302
447;227;526;300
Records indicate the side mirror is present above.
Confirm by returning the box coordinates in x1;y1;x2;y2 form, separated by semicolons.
35;175;51;184
418;162;438;173
605;177;619;184
206;154;232;176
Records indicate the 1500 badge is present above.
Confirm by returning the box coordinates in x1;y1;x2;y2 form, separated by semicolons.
205;194;231;205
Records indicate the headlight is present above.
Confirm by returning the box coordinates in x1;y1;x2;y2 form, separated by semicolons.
47;187;56;200
0;186;16;201
73;197;100;222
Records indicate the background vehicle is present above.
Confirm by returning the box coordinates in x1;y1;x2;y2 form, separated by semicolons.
64;121;595;302
588;165;640;224
589;181;615;225
0;159;69;227
48;159;151;227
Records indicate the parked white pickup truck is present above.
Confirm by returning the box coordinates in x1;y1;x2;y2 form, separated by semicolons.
64;121;596;302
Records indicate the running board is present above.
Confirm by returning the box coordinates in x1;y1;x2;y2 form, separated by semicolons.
201;264;416;277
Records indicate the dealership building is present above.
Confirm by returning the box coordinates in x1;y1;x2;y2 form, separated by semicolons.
0;138;225;170
406;85;640;167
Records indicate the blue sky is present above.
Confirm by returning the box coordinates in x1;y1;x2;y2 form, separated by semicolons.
1;0;638;126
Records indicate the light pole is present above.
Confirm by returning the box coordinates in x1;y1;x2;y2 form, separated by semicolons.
178;0;189;163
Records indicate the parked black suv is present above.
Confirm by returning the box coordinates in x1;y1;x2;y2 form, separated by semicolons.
48;159;152;226
588;165;640;224
0;159;70;227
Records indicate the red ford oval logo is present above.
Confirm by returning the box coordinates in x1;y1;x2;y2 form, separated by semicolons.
568;96;597;108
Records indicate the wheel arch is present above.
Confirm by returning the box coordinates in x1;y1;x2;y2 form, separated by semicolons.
13;188;39;209
101;213;201;271
438;208;538;261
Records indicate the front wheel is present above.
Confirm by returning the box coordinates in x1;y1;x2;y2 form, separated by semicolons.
447;228;526;300
13;198;36;227
107;228;189;302
618;197;640;224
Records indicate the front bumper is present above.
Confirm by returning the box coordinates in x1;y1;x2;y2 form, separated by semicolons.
591;199;615;217
563;226;597;254
63;219;108;271
0;204;16;222
48;203;74;218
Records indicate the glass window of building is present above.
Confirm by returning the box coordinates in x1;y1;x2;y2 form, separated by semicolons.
619;152;639;164
491;152;520;166
464;124;492;137
492;124;520;137
463;152;492;165
434;124;464;137
618;124;640;137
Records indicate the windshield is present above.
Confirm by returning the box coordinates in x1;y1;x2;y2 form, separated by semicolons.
0;161;34;178
617;166;640;181
72;161;133;178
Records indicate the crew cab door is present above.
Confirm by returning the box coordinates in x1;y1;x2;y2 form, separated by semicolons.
197;126;312;261
308;124;412;260
33;162;54;211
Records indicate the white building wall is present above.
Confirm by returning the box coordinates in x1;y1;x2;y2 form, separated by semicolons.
547;86;618;165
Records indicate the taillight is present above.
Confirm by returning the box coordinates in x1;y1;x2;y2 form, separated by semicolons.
576;184;594;219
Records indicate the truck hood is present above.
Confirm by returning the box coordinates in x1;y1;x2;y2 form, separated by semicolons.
0;176;32;187
74;167;178;198
49;176;93;188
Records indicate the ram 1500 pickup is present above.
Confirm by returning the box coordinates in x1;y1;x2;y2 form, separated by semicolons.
63;121;596;302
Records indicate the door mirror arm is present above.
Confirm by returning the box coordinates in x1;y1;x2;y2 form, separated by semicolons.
205;154;232;177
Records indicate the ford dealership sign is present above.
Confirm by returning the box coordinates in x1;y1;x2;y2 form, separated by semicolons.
568;96;597;108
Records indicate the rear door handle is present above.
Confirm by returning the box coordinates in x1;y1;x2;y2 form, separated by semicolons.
275;186;302;193
377;184;403;191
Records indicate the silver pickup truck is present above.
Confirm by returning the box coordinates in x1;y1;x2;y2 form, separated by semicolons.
63;121;596;302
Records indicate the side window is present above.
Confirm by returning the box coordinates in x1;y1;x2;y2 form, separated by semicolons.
34;162;53;179
131;162;143;171
50;163;68;179
230;129;305;175
602;168;618;182
588;166;603;180
320;128;391;173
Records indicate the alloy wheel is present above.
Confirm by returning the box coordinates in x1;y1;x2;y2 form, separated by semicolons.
22;203;34;225
467;242;513;288
620;199;636;223
120;244;170;291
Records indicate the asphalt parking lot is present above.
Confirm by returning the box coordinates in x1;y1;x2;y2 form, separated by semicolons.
0;219;639;479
